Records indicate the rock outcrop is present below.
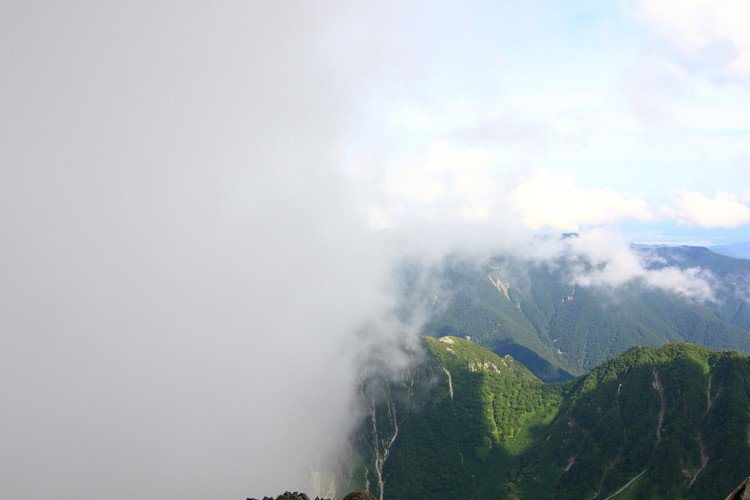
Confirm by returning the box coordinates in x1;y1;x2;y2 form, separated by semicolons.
726;477;750;500
247;491;328;500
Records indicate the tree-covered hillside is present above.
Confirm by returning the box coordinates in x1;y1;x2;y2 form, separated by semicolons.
353;337;750;499
353;336;564;499
519;343;750;499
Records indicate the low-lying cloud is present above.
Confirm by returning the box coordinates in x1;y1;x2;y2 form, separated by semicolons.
0;3;399;499
563;229;714;301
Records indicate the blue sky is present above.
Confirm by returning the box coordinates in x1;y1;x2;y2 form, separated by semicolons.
343;0;750;244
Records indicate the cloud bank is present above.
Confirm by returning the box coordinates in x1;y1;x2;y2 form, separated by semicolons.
509;171;653;232
564;230;714;301
358;139;750;233
664;190;750;228
0;3;398;499
361;142;655;232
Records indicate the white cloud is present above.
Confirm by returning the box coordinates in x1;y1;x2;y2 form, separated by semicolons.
509;170;653;231
645;266;714;300
0;3;404;498
564;229;714;301
663;189;750;227
362;144;655;232
376;140;499;226
619;57;690;123
633;0;750;81
735;156;750;181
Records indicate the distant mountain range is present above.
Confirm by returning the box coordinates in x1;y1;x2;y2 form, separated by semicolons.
404;245;750;379
710;241;750;260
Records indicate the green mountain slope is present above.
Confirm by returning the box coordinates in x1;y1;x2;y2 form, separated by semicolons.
354;336;564;499
354;337;750;499
522;343;750;499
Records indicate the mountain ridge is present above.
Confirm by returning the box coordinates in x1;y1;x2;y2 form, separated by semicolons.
353;336;750;499
414;246;750;378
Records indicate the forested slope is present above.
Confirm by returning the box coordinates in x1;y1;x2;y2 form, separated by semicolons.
413;247;750;377
354;337;750;499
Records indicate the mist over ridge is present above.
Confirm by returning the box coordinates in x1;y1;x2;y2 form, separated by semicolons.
2;2;750;499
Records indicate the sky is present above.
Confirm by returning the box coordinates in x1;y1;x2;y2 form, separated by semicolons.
1;1;750;499
341;0;750;244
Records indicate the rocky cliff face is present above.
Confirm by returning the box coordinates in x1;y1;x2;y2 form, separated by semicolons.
247;491;327;500
726;476;750;500
247;491;374;500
